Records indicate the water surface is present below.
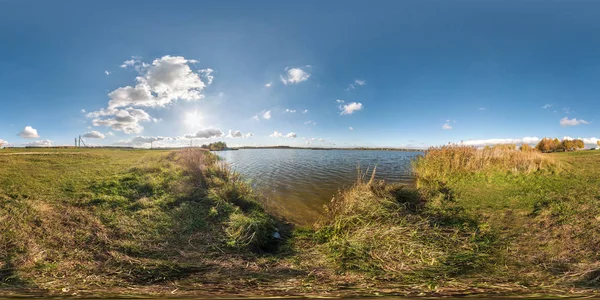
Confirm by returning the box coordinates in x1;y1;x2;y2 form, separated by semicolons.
218;149;422;225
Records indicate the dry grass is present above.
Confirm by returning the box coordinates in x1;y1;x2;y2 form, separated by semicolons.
315;170;497;281
412;145;558;197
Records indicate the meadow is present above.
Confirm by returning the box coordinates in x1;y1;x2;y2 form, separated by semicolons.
2;147;600;297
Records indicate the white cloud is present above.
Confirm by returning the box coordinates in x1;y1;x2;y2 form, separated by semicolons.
262;110;271;119
302;109;308;114
107;55;210;109
87;55;212;134
91;107;151;134
218;92;224;97
560;117;589;127
442;123;453;130
285;109;296;113
280;67;311;85
304;120;317;125
563;136;600;145
114;136;174;146
26;140;52;147
349;126;354;130
81;109;86;113
105;70;110;75
478;107;486;111
336;99;345;103
184;128;224;139
265;82;272;88
460;137;540;147
18;126;40;139
82;131;105;139
542;104;553;109
346;79;366;90
107;131;114;136
120;56;141;68
0;139;7;147
270;131;283;138
227;130;254;138
339;102;363;115
251;115;260;121
269;131;296;138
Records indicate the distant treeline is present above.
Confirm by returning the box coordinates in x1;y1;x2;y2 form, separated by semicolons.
534;138;587;153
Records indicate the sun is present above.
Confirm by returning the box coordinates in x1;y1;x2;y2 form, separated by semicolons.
184;111;203;128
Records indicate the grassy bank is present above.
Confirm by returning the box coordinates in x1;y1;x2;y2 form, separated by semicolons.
0;148;285;295
3;147;600;296
313;145;600;294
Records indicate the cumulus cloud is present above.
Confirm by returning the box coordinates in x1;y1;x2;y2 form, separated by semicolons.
104;70;110;75
131;136;169;145
460;137;540;147
280;66;311;85
91;107;152;134
339;102;363;115
26;140;52;147
262;110;271;119
442;123;453;130
81;109;86;113
265;82;272;88
478;107;486;111
349;126;354;130
285;109;296;113
542;104;553;109
270;131;283;138
269;131;296;138
107;56;210;109
302;109;308;114
87;55;213;134
114;136;173;146
336;99;345;103
184;128;224;139
0;139;7;147
251;115;260;121
560;117;590;127
304;120;317;125
107;131;114;136
227;130;253;138
82;131;105;139
562;136;600;145
18;126;40;139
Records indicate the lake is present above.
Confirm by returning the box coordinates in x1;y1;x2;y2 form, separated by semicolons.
217;149;423;225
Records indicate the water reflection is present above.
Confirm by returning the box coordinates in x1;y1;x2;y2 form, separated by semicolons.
218;149;422;225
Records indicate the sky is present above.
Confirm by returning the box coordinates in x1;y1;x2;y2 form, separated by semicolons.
2;0;600;148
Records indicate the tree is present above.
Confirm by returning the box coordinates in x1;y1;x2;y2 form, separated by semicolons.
520;144;536;152
208;141;228;151
574;139;585;150
536;138;555;153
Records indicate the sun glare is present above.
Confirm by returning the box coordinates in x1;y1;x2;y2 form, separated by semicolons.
184;111;203;128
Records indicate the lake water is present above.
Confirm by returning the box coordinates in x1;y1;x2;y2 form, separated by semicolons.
218;149;422;225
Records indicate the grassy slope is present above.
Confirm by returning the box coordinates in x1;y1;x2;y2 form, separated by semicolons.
314;149;600;295
3;148;600;296
0;148;301;296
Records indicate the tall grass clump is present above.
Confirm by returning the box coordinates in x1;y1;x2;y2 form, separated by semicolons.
178;148;278;251
315;171;497;281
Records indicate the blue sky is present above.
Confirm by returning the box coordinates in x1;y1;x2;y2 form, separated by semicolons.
2;0;600;148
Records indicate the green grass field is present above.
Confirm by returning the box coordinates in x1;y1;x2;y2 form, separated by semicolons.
2;148;600;297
